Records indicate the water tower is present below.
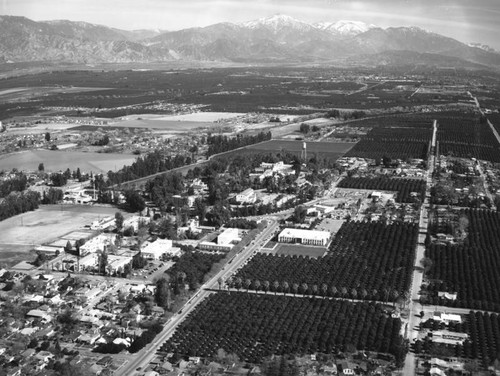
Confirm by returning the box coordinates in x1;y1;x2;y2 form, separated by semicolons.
301;141;307;162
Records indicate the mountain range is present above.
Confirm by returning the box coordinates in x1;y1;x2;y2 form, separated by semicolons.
0;14;499;69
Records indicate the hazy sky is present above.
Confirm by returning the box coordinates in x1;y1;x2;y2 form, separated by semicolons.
2;0;500;48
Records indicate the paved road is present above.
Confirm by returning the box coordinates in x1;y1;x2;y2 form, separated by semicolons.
402;121;436;376
120;219;279;376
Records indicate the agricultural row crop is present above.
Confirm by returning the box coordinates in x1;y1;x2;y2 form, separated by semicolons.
231;221;418;299
425;209;500;312
337;177;426;203
160;292;407;364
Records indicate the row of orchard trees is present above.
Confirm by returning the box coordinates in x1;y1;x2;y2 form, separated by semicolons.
161;292;407;366
230;221;417;299
206;131;272;157
426;209;500;312
225;277;405;304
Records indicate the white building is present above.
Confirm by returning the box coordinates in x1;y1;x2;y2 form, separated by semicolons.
79;234;117;256
123;216;150;232
438;291;458;300
433;311;462;324
34;245;62;256
141;239;174;260
199;228;241;252
235;188;257;204
278;228;331;246
429;330;468;345
177;218;202;237
78;253;99;272
90;217;115;230
107;255;132;274
191;178;208;192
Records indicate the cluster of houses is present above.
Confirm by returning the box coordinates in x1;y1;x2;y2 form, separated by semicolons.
0;268;166;376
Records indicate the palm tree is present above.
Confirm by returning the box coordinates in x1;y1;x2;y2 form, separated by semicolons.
244;278;252;292
321;283;328;299
360;289;368;300
234;277;242;291
382;288;389;303
311;284;318;297
391;290;400;307
340;287;348;299
263;280;270;294
301;283;309;296
350;288;357;301
273;281;280;295
330;285;338;297
282;281;289;295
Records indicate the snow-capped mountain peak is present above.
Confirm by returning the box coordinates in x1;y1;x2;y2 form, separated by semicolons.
468;42;496;53
240;14;314;32
315;20;377;35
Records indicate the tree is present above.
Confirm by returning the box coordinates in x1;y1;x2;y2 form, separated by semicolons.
209;202;231;227
45;132;51;142
311;284;318;296
155;277;172;309
282;281;289;295
98;251;108;275
234;277;242;291
321;283;328;298
217;277;223;290
64;240;73;253
291;283;299;296
330;285;338;297
273;280;280;295
193;198;207;224
124;189;146;212
420;257;433;272
292;205;307;224
33;252;47;267
38;163;45;172
301;283;309;295
158;217;176;239
244;278;252;292
299;123;310;134
114;211;124;232
263;280;270;294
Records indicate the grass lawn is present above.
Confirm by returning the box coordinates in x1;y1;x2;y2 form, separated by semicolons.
273;243;327;258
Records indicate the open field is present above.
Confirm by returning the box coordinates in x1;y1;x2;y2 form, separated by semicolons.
0;205;126;266
107;118;218;130
210;140;354;161
273;244;327;258
153;112;244;121
0;149;137;173
242;140;354;157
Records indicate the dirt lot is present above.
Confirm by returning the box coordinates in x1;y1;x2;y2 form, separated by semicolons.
0;205;127;266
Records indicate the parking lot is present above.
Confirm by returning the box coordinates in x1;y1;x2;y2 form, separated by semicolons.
132;260;174;280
